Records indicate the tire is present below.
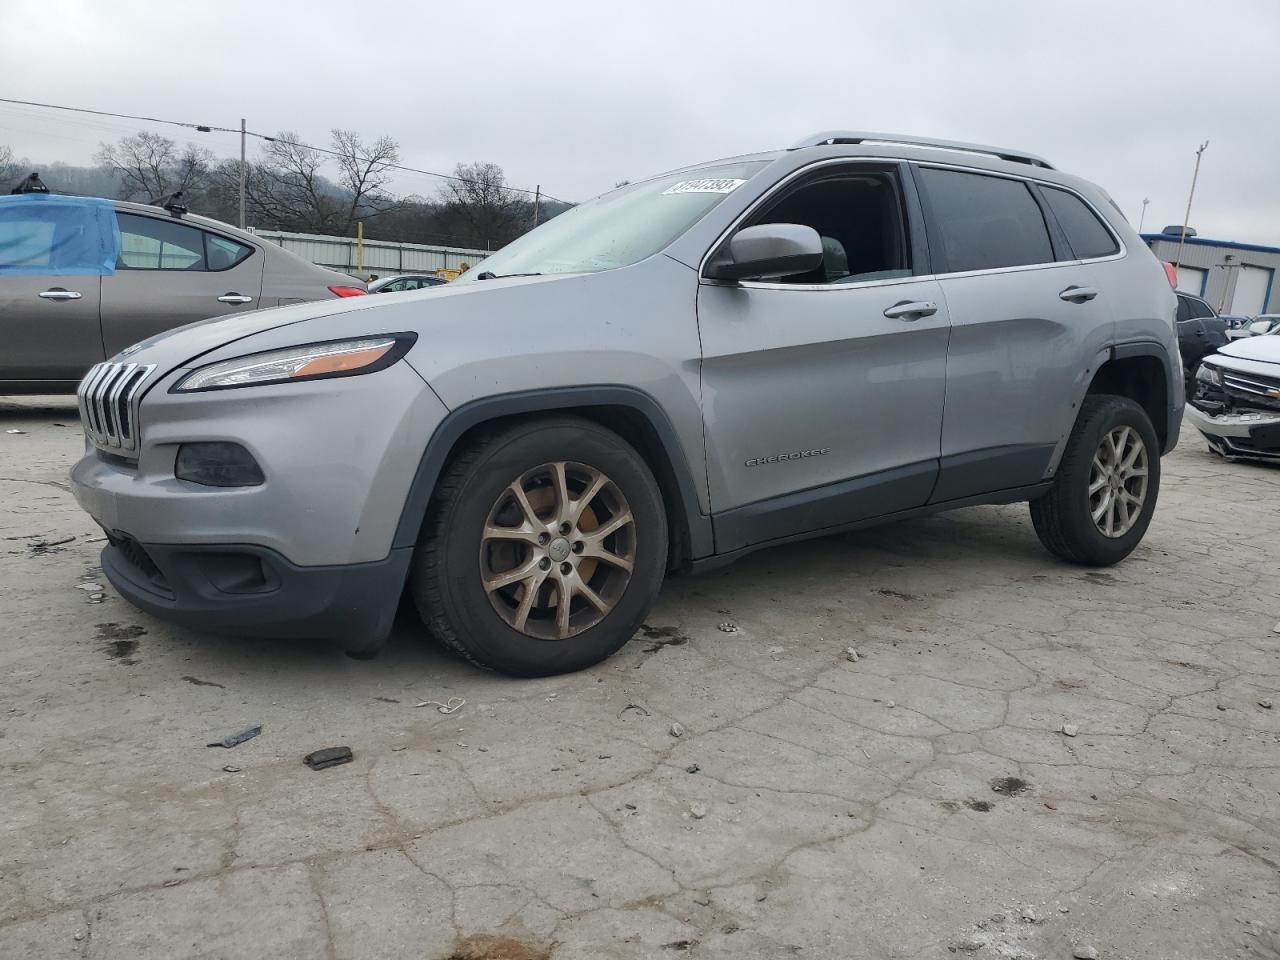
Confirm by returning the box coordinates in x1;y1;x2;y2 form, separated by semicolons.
1030;395;1161;566
410;416;668;676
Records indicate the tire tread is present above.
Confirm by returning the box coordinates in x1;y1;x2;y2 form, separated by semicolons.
1030;394;1157;566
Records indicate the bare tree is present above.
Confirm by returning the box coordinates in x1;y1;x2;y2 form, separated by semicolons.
437;162;526;247
0;144;20;186
223;129;403;234
95;131;214;202
331;129;402;225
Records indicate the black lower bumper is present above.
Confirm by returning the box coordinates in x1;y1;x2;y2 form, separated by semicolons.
100;538;414;647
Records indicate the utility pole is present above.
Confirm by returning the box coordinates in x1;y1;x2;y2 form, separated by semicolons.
1173;141;1208;273
1138;197;1149;233
238;118;247;229
532;184;541;227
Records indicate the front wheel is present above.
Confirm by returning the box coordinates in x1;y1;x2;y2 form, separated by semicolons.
410;416;668;676
1030;395;1161;566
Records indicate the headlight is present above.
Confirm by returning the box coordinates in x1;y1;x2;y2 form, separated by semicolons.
173;334;415;392
1195;363;1222;386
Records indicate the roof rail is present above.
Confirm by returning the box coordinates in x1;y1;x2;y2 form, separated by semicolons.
790;131;1054;169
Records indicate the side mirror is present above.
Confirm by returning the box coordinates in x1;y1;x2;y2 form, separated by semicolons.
704;223;824;282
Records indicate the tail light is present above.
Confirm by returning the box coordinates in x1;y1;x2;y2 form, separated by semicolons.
328;285;367;298
1161;262;1178;288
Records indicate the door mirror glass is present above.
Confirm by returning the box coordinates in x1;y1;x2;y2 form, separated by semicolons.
706;223;824;281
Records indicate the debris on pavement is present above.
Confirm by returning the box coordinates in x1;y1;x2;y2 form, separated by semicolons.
5;428;26;434
1260;699;1273;709
886;700;896;709
183;676;225;689
618;702;651;719
304;746;354;770
1073;945;1100;959
637;624;690;653
221;765;242;773
717;622;738;633
669;722;686;737
1061;722;1080;737
685;763;700;774
845;646;860;662
688;802;707;819
207;725;262;749
415;696;465;714
27;536;74;555
76;582;103;592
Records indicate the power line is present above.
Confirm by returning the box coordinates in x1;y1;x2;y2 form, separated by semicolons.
0;96;571;204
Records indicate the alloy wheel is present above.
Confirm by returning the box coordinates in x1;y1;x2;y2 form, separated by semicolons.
479;461;636;640
1088;426;1148;538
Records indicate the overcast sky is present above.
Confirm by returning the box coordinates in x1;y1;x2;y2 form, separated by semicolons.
2;0;1277;243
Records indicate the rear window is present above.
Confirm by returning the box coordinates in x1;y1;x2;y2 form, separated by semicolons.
918;167;1054;273
1041;186;1119;260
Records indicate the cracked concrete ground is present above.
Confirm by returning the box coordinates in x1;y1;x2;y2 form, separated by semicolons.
2;395;1278;960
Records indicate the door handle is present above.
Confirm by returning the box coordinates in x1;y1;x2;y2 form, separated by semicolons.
217;293;254;304
882;300;937;321
1059;285;1098;303
38;289;82;301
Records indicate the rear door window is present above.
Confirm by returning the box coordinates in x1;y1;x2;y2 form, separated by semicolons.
917;167;1054;273
117;213;206;270
1040;186;1120;260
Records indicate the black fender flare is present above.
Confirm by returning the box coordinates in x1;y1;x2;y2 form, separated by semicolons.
391;385;715;561
1107;339;1182;454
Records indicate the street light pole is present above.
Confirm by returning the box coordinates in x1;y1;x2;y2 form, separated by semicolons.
1173;141;1208;273
1138;197;1149;233
238;118;247;229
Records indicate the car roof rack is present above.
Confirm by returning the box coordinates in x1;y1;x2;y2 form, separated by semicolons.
790;131;1054;169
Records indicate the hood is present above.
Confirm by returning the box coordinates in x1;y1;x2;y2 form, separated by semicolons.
117;272;585;379
1217;334;1280;365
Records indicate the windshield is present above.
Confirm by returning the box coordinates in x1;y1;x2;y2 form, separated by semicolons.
457;159;770;280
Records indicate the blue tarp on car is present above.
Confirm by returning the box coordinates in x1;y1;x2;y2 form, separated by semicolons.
0;194;120;277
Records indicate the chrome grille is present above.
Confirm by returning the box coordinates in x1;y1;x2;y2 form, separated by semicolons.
76;362;155;452
1222;369;1280;399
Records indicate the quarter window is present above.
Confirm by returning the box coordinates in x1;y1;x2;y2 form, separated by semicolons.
918;167;1054;273
1041;186;1119;260
206;233;253;270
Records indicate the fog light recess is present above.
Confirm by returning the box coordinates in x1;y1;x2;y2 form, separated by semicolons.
175;443;265;487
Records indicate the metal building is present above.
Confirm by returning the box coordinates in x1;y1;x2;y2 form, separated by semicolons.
254;230;489;279
1144;230;1280;317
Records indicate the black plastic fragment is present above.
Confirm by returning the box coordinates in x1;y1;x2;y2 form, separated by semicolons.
304;746;353;770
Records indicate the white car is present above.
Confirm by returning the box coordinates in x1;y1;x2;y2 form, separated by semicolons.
1224;314;1280;341
1188;329;1280;462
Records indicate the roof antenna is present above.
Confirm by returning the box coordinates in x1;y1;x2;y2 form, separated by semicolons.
151;190;188;217
10;171;49;194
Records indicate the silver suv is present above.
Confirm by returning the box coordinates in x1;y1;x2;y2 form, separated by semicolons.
69;131;1183;676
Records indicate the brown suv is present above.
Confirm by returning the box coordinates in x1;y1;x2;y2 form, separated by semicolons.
0;196;364;393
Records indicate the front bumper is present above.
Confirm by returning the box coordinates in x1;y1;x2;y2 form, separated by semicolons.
100;537;413;643
1185;402;1280;461
68;360;449;644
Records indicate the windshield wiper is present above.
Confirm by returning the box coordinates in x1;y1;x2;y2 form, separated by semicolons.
475;271;542;281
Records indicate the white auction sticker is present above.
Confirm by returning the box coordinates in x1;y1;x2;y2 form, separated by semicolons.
662;178;747;195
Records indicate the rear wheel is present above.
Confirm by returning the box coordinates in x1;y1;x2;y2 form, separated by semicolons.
1030;395;1161;566
410;417;667;676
